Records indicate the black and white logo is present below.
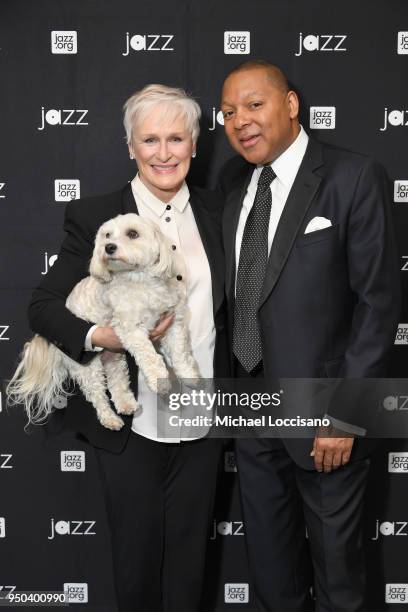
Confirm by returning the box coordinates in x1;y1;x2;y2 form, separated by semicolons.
0;326;10;341
295;33;347;56
209;107;225;131
41;252;58;276
224;31;250;54
394;180;408;202
224;584;249;604
48;519;96;539
401;256;408;271
380;108;408;131
383;396;408;411
51;31;77;54
389;452;408;473
386;584;408;603
61;451;85;472
54;180;80;202
63;584;88;604
0;454;13;469
0;183;5;199
122;33;174;55
395;325;408;345
372;520;408;540
210;520;244;540
309;107;336;129
0;518;5;538
224;451;237;472
398;32;408;55
38;108;89;131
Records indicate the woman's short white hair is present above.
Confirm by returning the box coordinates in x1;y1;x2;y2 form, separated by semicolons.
123;84;201;145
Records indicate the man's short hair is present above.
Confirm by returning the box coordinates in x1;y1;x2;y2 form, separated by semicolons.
225;60;290;93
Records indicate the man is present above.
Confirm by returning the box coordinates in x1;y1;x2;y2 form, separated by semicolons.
218;60;400;612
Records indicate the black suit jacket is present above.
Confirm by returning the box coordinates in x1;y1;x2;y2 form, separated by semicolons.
219;138;401;467
28;183;228;453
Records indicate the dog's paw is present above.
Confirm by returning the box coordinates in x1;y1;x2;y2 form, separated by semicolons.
116;395;140;415
99;412;125;431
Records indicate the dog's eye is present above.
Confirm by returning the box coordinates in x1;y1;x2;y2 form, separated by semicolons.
127;230;139;239
105;232;111;238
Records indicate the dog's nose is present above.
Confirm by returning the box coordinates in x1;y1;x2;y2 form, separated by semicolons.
105;243;117;255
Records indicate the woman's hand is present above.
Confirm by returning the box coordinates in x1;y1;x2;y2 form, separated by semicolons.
91;327;124;352
149;313;174;341
91;313;174;350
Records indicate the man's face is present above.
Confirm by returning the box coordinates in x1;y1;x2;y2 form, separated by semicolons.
221;68;299;165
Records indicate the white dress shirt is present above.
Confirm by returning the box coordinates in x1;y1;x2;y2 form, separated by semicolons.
86;174;216;443
234;126;364;437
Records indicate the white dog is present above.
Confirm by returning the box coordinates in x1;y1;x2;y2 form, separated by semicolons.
7;213;200;430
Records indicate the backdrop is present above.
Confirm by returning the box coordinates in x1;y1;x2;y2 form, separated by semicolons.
1;1;408;609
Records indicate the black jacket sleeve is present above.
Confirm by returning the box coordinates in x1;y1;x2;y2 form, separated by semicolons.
28;200;96;363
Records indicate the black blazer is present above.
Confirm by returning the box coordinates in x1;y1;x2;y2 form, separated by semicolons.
219;138;401;467
28;183;228;453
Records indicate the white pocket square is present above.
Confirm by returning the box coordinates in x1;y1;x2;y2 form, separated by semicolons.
304;216;332;234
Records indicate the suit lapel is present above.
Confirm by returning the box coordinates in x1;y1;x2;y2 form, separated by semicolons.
223;167;253;300
121;182;139;214
189;187;224;316
259;139;324;308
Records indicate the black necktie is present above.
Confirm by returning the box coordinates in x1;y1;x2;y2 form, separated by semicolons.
233;165;276;372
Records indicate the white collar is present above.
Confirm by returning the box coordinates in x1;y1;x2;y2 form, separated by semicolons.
256;125;309;187
131;174;190;217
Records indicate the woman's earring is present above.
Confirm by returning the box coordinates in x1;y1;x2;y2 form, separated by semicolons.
129;154;134;160
192;152;196;158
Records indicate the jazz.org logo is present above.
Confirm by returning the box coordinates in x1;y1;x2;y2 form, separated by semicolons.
122;33;174;55
0;182;5;199
224;31;250;55
41;252;58;276
395;324;408;345
389;452;408;473
309;107;336;129
380;108;408;131
224;584;249;604
295;33;347;56
209;107;225;131
386;584;408;603
48;519;96;539
61;451;85;472
398;32;408;55
55;179;80;202
37;107;89;131
51;31;77;54
0;454;13;469
383;396;408;411
394;180;408;202
0;326;10;341
63;583;88;604
210;520;244;540
371;519;408;540
0;518;5;538
224;451;237;472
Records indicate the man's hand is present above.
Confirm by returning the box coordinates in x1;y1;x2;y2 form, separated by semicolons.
149;313;174;341
310;425;354;473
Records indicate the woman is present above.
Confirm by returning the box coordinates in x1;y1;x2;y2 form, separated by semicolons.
28;84;228;612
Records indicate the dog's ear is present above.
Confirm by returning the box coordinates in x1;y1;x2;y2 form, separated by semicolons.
89;230;111;283
150;225;178;279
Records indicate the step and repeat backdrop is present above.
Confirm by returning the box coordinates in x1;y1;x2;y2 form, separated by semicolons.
1;0;408;610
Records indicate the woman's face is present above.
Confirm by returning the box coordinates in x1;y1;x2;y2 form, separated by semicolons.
129;104;195;203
